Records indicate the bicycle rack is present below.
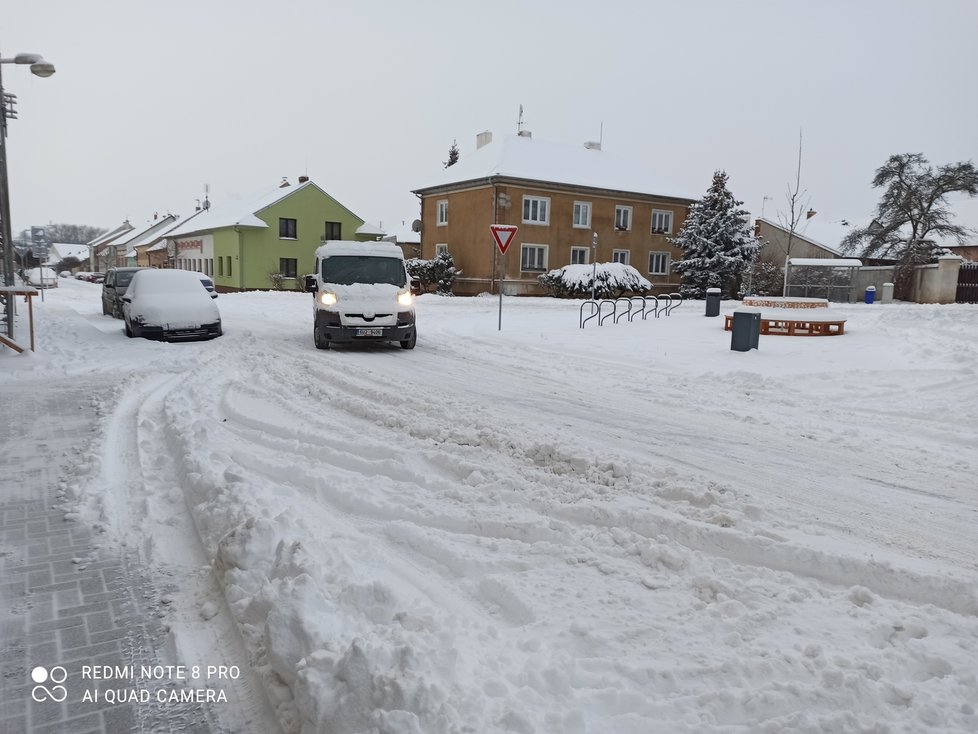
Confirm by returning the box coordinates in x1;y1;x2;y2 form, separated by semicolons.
578;293;681;328
665;292;683;315
579;300;599;329
628;296;646;322
598;299;617;325
614;297;633;323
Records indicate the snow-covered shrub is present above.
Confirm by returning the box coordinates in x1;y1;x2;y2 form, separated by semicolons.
538;263;651;299
741;259;785;297
406;252;461;295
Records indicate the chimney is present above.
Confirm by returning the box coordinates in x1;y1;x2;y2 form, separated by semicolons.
517;129;532;138
584;141;601;151
754;219;761;237
280;177;290;188
806;209;817;219
153;212;158;220
476;131;493;149
298;175;309;184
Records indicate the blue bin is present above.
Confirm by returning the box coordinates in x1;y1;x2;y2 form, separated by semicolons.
864;286;876;304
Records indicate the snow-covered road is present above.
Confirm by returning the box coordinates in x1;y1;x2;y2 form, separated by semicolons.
7;278;977;733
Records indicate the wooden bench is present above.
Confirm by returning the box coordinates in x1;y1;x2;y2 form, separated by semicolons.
724;314;846;336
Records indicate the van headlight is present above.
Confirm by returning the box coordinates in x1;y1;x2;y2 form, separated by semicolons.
319;291;337;306
397;289;414;307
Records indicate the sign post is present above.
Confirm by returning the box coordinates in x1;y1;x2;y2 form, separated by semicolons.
490;224;517;331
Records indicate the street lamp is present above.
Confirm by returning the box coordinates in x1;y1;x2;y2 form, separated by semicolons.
1;51;55;339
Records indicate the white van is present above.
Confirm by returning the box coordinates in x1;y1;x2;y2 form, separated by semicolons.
305;241;416;350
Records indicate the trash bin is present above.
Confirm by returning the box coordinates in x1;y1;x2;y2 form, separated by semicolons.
705;288;721;317
730;309;761;352
864;285;876;304
881;283;894;303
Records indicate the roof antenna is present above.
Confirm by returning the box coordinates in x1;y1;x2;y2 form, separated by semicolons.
202;183;211;211
517;104;524;134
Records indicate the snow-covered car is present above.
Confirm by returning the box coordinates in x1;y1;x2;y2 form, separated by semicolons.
74;271;92;280
122;269;222;341
23;267;59;288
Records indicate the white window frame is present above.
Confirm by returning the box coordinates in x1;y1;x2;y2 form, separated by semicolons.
612;249;630;265
651;210;673;235
522;195;550;225
520;243;549;272
648;250;670;275
572;201;591;229
615;205;632;231
570;246;589;265
434;243;449;257
436;200;448;226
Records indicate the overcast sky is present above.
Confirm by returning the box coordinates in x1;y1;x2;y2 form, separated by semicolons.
3;0;977;240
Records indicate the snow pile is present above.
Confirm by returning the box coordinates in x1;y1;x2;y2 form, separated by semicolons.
8;279;978;733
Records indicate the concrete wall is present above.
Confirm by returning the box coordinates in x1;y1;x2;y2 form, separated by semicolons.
914;256;962;304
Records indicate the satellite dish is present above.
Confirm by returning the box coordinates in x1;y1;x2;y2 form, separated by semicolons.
411;219;422;233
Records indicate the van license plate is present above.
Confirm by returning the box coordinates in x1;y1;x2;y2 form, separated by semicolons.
355;328;383;337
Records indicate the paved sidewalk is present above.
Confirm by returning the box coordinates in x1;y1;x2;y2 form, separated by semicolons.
0;380;220;734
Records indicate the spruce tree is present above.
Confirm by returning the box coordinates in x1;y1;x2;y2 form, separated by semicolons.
671;170;759;298
444;139;460;168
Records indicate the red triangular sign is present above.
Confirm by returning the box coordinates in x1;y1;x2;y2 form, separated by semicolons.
490;225;518;255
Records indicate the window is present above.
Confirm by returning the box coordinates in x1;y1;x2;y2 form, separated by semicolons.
615;205;632;231
279;218;297;239
280;258;298;279
520;244;548;272
572;201;591;228
648;251;670;275
522;196;550;225
434;243;449;257
218;257;224;277
436;200;448;226
227;256;232;277
612;249;630;265
570;247;589;265
651;210;673;234
324;221;342;240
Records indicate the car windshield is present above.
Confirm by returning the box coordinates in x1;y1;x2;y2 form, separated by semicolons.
322;256;406;287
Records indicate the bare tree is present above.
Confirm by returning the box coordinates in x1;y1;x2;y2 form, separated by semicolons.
842;153;978;298
777;129;811;296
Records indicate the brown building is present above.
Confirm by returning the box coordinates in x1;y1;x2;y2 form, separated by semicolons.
412;132;696;296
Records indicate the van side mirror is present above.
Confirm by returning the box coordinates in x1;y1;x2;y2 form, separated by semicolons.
304;275;318;293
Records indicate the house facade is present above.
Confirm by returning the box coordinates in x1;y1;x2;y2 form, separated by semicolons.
754;217;851;264
412;132;696;296
162;178;379;291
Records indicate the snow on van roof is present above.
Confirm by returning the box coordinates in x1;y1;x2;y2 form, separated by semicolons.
315;240;404;258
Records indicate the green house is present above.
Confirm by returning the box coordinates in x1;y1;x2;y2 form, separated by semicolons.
162;178;383;291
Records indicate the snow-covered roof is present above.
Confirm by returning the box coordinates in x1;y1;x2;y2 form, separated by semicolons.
87;222;134;247
45;243;90;264
789;258;862;267
165;180;319;238
413;134;696;201
757;217;854;256
355;221;385;237
386;221;421;244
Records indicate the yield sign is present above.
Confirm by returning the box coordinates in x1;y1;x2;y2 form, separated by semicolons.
490;224;518;255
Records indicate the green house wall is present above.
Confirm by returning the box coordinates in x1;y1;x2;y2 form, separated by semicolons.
211;184;373;291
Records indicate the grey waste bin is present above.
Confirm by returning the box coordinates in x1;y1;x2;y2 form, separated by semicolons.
705;288;721;317
730;309;761;352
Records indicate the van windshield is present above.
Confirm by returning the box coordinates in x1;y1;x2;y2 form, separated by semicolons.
322;256;407;287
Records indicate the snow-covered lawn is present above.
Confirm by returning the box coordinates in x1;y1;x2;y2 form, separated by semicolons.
5;278;978;733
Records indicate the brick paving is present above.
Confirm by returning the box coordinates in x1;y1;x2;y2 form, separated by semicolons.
0;381;221;734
